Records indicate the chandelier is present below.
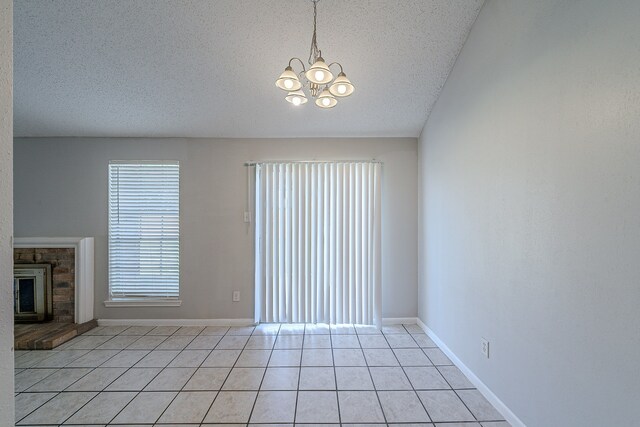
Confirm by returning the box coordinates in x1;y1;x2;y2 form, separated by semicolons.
275;0;355;109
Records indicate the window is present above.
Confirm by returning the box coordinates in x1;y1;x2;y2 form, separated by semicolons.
107;161;180;304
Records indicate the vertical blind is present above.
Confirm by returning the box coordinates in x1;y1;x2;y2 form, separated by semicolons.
254;161;382;326
108;162;180;299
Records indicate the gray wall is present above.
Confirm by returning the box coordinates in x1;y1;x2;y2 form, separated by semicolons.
0;0;14;422
14;137;418;321
418;0;640;425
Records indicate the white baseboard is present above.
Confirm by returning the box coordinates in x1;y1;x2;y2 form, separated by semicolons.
98;318;256;327
98;318;417;327
416;318;526;427
382;317;418;325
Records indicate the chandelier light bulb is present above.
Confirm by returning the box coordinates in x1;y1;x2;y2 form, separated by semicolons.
293;97;301;106
284;79;294;89
314;70;325;82
337;84;347;94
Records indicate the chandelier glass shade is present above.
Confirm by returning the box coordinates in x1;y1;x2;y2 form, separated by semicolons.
275;0;354;108
285;90;308;106
305;58;334;85
329;72;355;97
316;88;337;109
276;67;302;91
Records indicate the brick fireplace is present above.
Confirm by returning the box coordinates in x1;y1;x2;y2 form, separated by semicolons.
13;237;95;325
14;248;76;323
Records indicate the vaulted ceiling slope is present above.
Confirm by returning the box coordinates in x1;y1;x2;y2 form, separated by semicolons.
14;0;482;138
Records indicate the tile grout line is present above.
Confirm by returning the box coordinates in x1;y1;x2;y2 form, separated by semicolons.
356;325;390;426
24;325;138;426
150;325;215;424
15;325;144;424
13;323;504;426
364;324;462;424
186;325;243;425
292;326;304;425
94;326;195;425
328;326;343;425
390;323;435;424
15;325;210;426
57;325;184;426
16;356;104;422
411;328;503;424
244;324;277;425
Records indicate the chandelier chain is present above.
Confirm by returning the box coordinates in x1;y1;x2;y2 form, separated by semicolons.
308;0;321;65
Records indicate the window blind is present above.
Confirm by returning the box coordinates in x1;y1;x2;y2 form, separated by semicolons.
108;162;180;299
254;162;382;326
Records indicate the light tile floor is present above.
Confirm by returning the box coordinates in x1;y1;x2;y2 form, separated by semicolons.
13;323;510;426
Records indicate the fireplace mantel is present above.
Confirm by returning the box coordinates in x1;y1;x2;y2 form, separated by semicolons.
14;237;94;324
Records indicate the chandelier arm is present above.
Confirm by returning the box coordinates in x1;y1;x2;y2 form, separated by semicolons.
288;57;307;73
328;62;344;74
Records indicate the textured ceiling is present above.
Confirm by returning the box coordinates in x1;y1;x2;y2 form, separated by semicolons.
14;0;483;138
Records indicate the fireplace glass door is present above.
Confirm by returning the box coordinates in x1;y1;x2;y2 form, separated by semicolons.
15;277;37;314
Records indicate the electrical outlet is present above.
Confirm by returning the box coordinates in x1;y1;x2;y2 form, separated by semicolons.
481;337;490;358
232;291;240;302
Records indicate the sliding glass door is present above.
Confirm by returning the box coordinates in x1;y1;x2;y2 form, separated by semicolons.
254;161;382;326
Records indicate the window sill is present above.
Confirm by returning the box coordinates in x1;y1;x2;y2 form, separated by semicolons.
104;299;182;307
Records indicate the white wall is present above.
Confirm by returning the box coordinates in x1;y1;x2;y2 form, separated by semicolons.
0;0;14;423
418;0;640;426
14;137;418;321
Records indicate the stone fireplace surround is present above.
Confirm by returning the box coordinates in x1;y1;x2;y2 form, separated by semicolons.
13;237;94;324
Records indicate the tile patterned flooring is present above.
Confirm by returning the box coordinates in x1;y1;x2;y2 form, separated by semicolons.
13;323;510;426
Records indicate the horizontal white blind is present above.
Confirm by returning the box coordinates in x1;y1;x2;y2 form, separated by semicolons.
108;162;180;299
254;162;382;326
